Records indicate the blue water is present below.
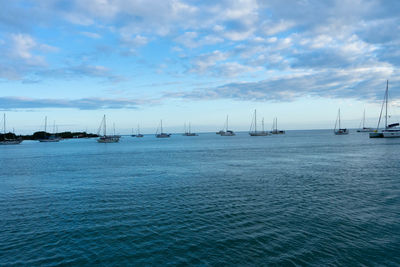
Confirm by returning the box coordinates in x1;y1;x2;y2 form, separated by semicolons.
1;130;399;266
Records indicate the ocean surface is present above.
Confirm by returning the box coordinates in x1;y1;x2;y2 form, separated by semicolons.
1;130;399;266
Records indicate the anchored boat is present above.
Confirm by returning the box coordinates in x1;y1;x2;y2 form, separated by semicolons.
0;114;23;145
97;115;120;143
156;120;171;138
270;117;285;134
219;115;235;136
38;116;61;142
356;109;374;132
334;109;349;135
249;109;269;136
370;80;400;138
183;122;198;136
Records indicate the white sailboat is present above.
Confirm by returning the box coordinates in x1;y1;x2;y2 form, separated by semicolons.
155;120;171;138
183;122;198;136
220;115;235;136
0;114;23;145
270;117;285;134
38;116;61;142
334;109;349;135
249;109;268;136
372;80;400;138
356;109;373;132
97;115;120;143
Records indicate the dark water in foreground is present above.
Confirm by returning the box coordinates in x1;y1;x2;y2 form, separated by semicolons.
1;130;399;266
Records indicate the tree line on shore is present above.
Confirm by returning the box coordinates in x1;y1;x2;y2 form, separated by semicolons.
0;131;99;141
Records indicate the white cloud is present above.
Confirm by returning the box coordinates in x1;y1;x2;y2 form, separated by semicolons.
80;31;102;39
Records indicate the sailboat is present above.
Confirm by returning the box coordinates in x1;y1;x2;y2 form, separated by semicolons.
97;115;120;143
334;109;349;135
183;122;198;136
220;115;235;136
370;81;400;138
38;116;61;142
249;110;268;136
270;117;285;134
155;120;171;138
356;109;373;132
0;114;23;145
136;124;144;138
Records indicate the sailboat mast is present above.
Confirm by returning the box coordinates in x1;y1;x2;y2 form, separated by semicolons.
3;113;5;135
385;80;388;128
254;109;257;132
161;120;163;133
103;115;106;136
226;115;229;130
189;123;191;134
113;123;115;136
363;109;365;129
338;109;341;129
262;117;265;132
138;124;140;134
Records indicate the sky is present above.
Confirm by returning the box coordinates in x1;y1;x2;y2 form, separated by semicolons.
1;0;400;134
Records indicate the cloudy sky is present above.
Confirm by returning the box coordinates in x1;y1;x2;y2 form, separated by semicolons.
1;0;399;133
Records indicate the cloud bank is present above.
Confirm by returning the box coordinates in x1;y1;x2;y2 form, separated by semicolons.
1;0;400;108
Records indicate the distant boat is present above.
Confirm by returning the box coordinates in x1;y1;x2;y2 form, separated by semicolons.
356;109;373;132
38;116;61;142
370;80;400;138
0;114;23;145
136;124;144;138
219;115;235;136
270;117;285;134
97;115;120;143
249;109;269;136
183;122;198;136
156;120;171;138
334;109;349;135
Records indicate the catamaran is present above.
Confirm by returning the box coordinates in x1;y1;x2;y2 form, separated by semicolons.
97;115;120;143
334;109;349;135
156;120;171;138
249;110;268;136
356;109;373;132
270;117;285;134
38;116;61;142
370;81;400;138
183;122;198;136
219;115;235;136
0;114;23;145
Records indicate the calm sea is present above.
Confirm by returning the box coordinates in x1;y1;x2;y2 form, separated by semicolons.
1;130;399;266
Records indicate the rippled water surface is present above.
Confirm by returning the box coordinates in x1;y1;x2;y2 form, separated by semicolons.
1;130;400;266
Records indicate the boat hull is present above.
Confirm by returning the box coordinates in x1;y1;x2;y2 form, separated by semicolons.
369;132;384;138
357;128;374;132
249;132;269;136
334;129;349;135
97;136;120;143
383;131;400;138
0;140;23;145
38;139;61;142
270;131;285;134
156;133;171;138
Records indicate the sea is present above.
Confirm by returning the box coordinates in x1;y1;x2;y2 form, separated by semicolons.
1;130;399;266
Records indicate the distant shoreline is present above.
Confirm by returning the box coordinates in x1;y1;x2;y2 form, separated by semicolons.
0;131;99;141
